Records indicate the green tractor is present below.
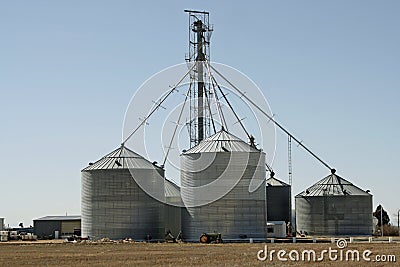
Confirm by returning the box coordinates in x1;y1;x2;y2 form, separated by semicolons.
200;233;222;244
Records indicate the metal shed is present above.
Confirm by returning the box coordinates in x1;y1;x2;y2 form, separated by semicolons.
295;171;373;236
266;174;291;223
81;145;165;240
266;221;287;238
34;215;81;239
181;129;266;241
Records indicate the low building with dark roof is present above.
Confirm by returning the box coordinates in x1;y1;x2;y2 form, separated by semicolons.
33;215;81;239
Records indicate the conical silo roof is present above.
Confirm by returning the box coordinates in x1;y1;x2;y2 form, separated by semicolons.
296;173;371;197
266;177;290;187
183;128;259;154
82;145;158;170
164;178;181;198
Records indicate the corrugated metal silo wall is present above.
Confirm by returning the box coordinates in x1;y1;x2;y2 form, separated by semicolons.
181;152;266;241
295;195;373;236
266;186;291;222
81;169;165;240
164;199;182;238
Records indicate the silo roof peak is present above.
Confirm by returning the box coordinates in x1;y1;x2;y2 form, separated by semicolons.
296;173;371;197
183;128;260;154
82;145;158;170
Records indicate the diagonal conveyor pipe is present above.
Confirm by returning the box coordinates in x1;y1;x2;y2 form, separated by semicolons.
209;62;334;173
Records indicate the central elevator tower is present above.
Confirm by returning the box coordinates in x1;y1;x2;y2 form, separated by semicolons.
184;10;213;147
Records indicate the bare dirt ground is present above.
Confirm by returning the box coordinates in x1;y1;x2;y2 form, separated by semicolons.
0;241;399;266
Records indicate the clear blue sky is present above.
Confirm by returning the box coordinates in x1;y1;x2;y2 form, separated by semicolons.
0;1;399;227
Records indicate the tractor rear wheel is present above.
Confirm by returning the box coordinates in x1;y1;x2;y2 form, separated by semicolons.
200;234;209;243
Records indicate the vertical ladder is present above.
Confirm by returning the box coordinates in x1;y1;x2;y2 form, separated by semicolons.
288;135;293;185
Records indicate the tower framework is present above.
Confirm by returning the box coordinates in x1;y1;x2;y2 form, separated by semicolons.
184;10;214;147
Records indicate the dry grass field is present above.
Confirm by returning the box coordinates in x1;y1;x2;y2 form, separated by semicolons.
0;241;399;266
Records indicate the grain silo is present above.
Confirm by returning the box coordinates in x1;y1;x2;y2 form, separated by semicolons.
266;172;291;223
81;145;165;240
295;170;373;236
181;128;266;241
164;178;182;238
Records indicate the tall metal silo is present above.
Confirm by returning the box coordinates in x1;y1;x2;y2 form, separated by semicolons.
81;145;165;240
266;173;291;223
295;171;373;236
181;129;266;241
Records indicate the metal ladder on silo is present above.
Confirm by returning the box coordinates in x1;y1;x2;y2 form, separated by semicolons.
288;135;292;185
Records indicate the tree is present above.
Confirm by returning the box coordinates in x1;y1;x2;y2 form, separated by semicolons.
373;205;390;227
18;222;24;228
